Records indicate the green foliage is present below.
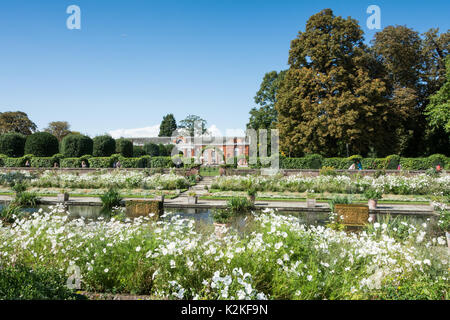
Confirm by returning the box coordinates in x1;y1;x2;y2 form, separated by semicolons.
328;195;352;212
212;209;233;224
0;111;37;135
3;155;32;167
0;264;79;300
30;155;61;168
0;132;26;157
158;114;177;137
24;132;59;157
0;204;24;223
319;166;337;176
61;134;93;158
133;146;147;157
364;187;383;200
116;138;133;157
425;56;450;134
143;143;160;156
148;156;174;168
93;135;116;157
226;197;255;213
89;157;114;168
179;115;207;136
117;156;146;168
13;192;38;207
100;188;122;213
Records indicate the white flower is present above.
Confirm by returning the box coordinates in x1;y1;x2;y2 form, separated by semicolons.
307;275;313;281
104;268;109;273
136;246;141;252
170;260;176;268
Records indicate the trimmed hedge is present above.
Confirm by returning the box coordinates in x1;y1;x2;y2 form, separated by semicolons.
93;135;116;157
0;132;26;157
61;134;93;158
0;154;449;170
24;132;59;157
116;139;133;157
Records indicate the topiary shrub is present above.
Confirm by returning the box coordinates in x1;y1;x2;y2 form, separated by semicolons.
24;132;59;157
385;155;401;170
304;154;324;169
143;143;159;156
427;154;447;169
116;138;133;157
89;157;114;168
0;132;26;157
61;134;93;158
30;156;59;168
133;146;147;157
148;156;174;168
92;135;116;157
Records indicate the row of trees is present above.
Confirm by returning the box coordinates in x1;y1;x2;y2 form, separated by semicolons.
248;9;449;158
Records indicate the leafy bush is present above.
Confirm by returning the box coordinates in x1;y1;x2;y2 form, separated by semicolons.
61;134;93;158
0;264;80;300
385;155;401;170
116;139;133;157
89;157;114;168
24;132;59;157
0;132;26;157
212;208;233;224
148;156;174;168
0;204;24;223
143;143;160;156
226;197;255;213
319;166;337;176
133;146;147;157
3;155;32;167
363;187;383;200
93;135;116;157
117;156;146;168
100;188;122;213
30;156;60;168
328;195;352;212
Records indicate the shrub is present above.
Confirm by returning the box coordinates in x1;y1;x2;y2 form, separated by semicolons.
100;188;122;214
148;156;174;168
61;134;93;158
364;187;383;200
226;197;255;213
133;146;147;157
427;154;447;169
143;143;159;156
0;264;79;300
0;132;26;157
30;157;57;168
0;154;6;167
118;156;146;168
304;154;324;169
116;139;133;157
89;157;114;168
385;155;401;170
24;132;59;157
319;166;337;176
93;135;116;157
3;155;32;167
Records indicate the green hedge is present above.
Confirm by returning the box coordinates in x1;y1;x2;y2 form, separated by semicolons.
0;132;26;157
0;154;449;170
24;132;59;157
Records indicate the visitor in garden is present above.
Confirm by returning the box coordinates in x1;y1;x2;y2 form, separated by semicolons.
53;162;59;168
115;160;121;169
397;164;402;170
25;160;30;167
357;161;362;170
81;161;87;168
436;164;442;172
348;163;356;170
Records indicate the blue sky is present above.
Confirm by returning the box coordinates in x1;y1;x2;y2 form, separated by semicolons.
0;0;449;137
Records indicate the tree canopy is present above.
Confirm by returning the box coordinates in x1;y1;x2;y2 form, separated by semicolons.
179;115;207;136
158;114;177;137
44;121;71;142
0;111;37;135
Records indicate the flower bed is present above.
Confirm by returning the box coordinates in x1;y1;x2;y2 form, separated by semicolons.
0;171;191;190
211;174;450;196
0;206;448;300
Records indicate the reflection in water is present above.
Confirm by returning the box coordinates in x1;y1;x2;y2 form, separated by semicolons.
0;204;436;229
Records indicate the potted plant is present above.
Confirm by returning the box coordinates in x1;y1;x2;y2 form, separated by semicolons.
247;186;257;204
57;189;69;202
212;209;232;238
187;191;198;204
306;190;316;208
364;187;383;210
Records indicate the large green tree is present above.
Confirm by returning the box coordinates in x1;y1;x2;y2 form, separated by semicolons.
44;121;71;142
0;111;37;135
247;71;286;130
425;56;450;135
158;114;177;137
276;9;391;157
179;115;207;136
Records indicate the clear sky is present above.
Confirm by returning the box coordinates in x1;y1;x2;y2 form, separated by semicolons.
0;0;449;137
